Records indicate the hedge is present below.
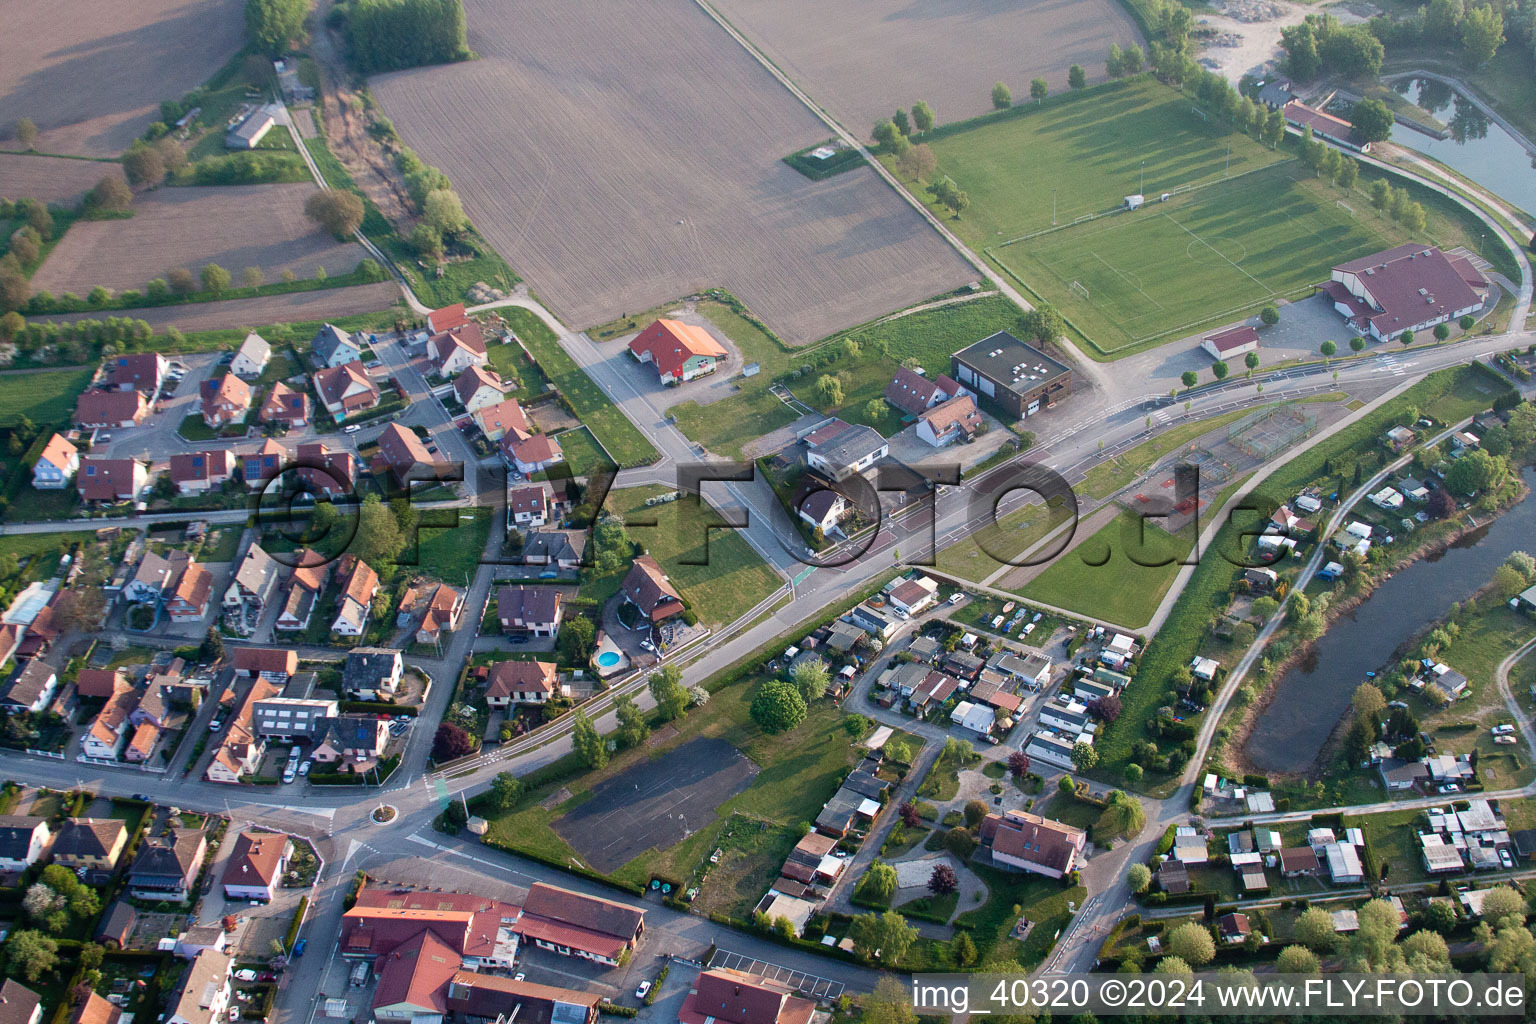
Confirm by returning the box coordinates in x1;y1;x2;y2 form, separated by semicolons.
598;1005;638;1018
283;895;309;951
338;700;418;716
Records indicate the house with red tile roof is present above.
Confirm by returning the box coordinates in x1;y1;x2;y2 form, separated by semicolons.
484;660;562;707
259;382;310;428
453;365;504;414
1283;99;1362;150
883;366;969;418
169;450;235;495
495;586;563;637
397;582;464;645
427;303;470;334
232;647;297;681
429;323;488;377
679;967;817;1024
221;831;291;901
474;397;529;441
1202;324;1260;360
240;439;287;490
513;882;645;964
445;972;600;1024
621;555;684;622
314;363;381;421
1324;243;1488;342
916;395;984;447
77;457;147;503
372;424;449;485
331;555;380;637
68;991;121;1024
102;353;168;394
83;686;140;759
205;678;282;784
295;442;357;497
166;562;213;622
501;431;564;476
628;319;728;385
200;373;251;428
508;485;553;527
32;433;78;489
339;883;520;969
978;809;1086;878
74;389;148;429
75;669;127;701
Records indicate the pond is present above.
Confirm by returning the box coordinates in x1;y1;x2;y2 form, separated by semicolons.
1244;466;1536;774
1388;77;1536;217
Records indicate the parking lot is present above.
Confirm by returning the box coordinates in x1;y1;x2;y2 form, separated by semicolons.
706;950;845;1000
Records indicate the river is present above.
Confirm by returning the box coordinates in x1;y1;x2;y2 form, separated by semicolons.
1387;77;1536;217
1244;466;1536;774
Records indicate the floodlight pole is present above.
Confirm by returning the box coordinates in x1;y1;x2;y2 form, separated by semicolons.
1140;161;1145;194
1226;142;1231;176
1052;189;1057;226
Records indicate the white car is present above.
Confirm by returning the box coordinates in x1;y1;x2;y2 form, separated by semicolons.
1501;848;1514;868
344;424;362;434
514;973;526;983
1492;724;1515;735
298;760;312;776
1495;735;1518;745
635;982;652;999
283;765;297;783
234;970;258;982
947;593;964;605
210;719;223;732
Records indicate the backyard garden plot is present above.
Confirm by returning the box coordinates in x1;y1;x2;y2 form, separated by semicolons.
0;154;124;205
31;183;366;297
370;0;972;346
709;0;1141;132
0;0;245;158
993;162;1402;353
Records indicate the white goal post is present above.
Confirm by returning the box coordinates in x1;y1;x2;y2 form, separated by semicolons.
1070;280;1091;302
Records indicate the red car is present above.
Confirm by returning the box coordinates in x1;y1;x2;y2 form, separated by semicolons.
256;972;277;982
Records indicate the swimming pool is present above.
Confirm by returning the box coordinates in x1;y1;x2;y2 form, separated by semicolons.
596;650;621;668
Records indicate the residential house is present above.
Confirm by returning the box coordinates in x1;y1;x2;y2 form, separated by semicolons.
220;831;291;901
950;700;995;735
169;450;236;495
240;439;287;490
509;485;554;528
916;395;984;447
128;829;207;899
174;925;228;961
453;365;504;414
1022;731;1078;771
427;304;470;334
232;647;297;682
796;488;847;533
1385;425;1418;451
883;366;969;418
311;714;390;770
627;319;728;385
95;901;137;948
224;543;280;627
274;552;327;633
331;555;380;637
1378;757;1430;791
1218;913;1253;944
1370;486;1405;512
78;457;147;503
199;374;251;428
230;333;270;378
429;324;489;377
513;882;646;964
74;389;148;429
75;668;127;701
501;431;564;476
311;324;361;367
678;968;816;1024
103;353;168;394
496;586;563;637
0;815;49;873
446;973;601;1024
397;582;464;645
1156;859;1190;894
68;992;120;1024
989;648;1052;689
372;424;447;486
520;530;586;571
0;981;42;1024
205;678;282;783
314;362;381;422
484;660;563;708
164;950;231;1024
251;697;339;741
341;647;402;700
475;397;530;442
886;576;938;616
978;810;1087;878
620;556;683;622
804;422;888;483
82;686;140;759
1278;846;1320;877
31;433;78;489
295;442;357;498
259;382;310;428
125;550;186;604
0;660;57;712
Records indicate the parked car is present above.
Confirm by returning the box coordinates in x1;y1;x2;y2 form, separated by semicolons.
235;970;258;982
635;982;651;999
514;973;526;983
256;973;277;983
1492;724;1515;735
1495;735;1518;745
292;939;307;957
298;760;311;777
1500;848;1514;868
210;719;223;732
343;424;361;434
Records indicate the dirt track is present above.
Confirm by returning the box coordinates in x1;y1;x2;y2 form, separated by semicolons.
0;153;125;204
32;183;368;297
371;0;972;345
36;281;401;333
710;0;1143;132
0;0;245;157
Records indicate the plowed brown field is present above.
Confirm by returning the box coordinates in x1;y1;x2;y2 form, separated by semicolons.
371;0;972;345
0;0;245;158
37;282;401;334
711;0;1143;132
31;183;367;297
0;154;125;205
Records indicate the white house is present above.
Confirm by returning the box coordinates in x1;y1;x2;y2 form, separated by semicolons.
32;434;78;489
0;816;50;873
886;576;938;616
797;489;848;534
230;332;271;378
1369;487;1404;512
950;700;995;735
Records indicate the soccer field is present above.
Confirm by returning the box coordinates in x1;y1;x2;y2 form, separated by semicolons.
994;162;1400;352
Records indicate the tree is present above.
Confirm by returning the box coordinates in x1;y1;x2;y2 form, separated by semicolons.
789;658;830;704
1087;694;1122;722
750;679;806;734
1128;863;1152;893
199;626;225;663
871;119;903;153
489;771;520;811
1020;303;1067;345
1446;448;1504;495
863;976;917;1024
241;266;264;289
1478;885;1525;927
1070;741;1098;771
648;665;690;722
1068;64;1087;90
1399;329;1415;347
849;910;918;961
614;694;650;748
558;616;596;663
1462;3;1505;64
202;263;231;295
816;374;843;407
991;82;1012;109
951;930;978;967
911;100;934;133
928;862;959;896
1427;0;1466;38
1262;108;1286;148
14;118;37;150
1154;955;1192;976
859;861;898;905
963;799;989;829
346;0;471;73
246;0;310;54
1181;370;1198;388
1349;335;1366;353
122;140;167;188
1368;178;1392;211
1107;43;1125;77
1260;304;1280;326
1280;22;1321;79
1337;156;1359;191
411;222;445;261
1348;97;1393;145
1276;944;1320;973
1030;78;1049;103
423;188;468;236
352;494;404;569
6;930;57;982
895;143;938;181
431;722;473;762
1295;907;1339;952
1423;900;1457;934
899;801;922;827
1212;360;1229;380
1244;351;1260;373
1166;921;1216;965
892;109;911;136
88;176;133;214
79;943;105;972
304;189;365;238
571;711;607;769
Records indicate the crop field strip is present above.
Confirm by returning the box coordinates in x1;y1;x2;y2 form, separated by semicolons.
31;183;368;297
708;0;1142;133
0;0;245;158
35;282;402;335
371;0;973;346
0;154;125;205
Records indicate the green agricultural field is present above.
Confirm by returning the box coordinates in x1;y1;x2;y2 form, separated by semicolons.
1019;509;1194;628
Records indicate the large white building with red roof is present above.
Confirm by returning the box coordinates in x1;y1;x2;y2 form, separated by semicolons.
1323;243;1487;341
628;319;728;385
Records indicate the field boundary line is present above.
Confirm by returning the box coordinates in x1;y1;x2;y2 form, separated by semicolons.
1159;210;1275;295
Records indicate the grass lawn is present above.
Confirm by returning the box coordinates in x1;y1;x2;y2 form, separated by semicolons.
894;76;1517;359
934;497;1075;583
1019;509;1194;628
0;368;93;426
407;507;493;585
479;677;864;891
198;526;243;563
902;867;1085;970
691;816;803;920
590;486;780;626
8;485;80;522
500;308;657;467
1345;807;1431;885
1079;408;1257;501
541;426;614;482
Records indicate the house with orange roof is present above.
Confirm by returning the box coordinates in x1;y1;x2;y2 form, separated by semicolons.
205;677;282;783
473;397;529;441
296;441;357;497
232;647;297;682
485;660;563;707
372;424;451;485
501;431;564;476
427;303;470;334
221;831;291;901
628;319;728;385
259;381;310;428
679;967;818;1024
453;365;504;414
82;686;140;759
166;562;213;622
125;721;159;763
621;555;684;622
916;394;985;447
32;433;78;489
275;550;329;632
74;389;148;429
75;668;127;701
428;324;488;377
397;582;464;645
331;555;380;637
314;363;380;421
169;450;236;495
200;373;251;428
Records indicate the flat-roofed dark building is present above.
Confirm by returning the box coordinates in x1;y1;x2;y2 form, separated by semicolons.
951;331;1072;419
